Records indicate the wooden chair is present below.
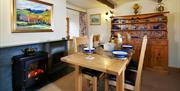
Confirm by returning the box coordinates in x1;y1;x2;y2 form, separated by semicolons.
73;36;88;53
106;35;148;91
93;34;100;47
73;36;103;91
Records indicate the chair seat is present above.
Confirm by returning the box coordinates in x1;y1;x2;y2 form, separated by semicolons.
81;68;102;77
108;70;137;86
127;60;138;71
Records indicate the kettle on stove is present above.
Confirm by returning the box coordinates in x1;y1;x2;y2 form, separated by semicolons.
21;48;37;56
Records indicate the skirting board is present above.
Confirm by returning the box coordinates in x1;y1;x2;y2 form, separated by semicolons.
168;67;180;73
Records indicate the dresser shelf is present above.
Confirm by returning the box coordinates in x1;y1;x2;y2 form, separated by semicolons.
110;12;169;72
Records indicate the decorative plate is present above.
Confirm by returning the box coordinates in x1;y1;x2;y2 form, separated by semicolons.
122;44;133;49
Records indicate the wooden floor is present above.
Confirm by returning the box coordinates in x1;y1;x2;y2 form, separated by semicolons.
39;70;180;91
141;69;180;91
39;72;75;91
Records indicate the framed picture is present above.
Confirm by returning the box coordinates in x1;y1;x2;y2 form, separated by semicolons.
90;14;101;25
12;0;53;33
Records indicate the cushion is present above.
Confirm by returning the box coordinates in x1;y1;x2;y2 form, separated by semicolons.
81;68;102;77
125;70;136;85
108;70;137;86
127;60;138;71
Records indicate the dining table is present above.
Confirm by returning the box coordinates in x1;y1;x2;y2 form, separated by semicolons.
61;47;133;91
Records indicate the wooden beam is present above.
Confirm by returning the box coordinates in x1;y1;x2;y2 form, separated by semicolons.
97;0;114;9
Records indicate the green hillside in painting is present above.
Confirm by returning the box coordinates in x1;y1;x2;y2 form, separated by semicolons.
16;9;51;30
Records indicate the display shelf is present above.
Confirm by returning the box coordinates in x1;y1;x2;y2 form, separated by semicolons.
111;29;167;31
110;12;169;72
112;21;167;25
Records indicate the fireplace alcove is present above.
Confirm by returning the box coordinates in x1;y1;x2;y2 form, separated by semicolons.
0;40;74;91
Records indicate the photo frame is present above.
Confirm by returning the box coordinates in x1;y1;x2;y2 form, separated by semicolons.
90;14;101;25
12;0;53;33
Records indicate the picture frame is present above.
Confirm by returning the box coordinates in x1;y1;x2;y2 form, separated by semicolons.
90;14;101;25
12;0;53;33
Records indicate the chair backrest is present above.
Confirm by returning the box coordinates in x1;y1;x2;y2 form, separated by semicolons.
93;35;100;47
124;32;131;44
134;35;148;91
93;35;100;42
73;36;88;53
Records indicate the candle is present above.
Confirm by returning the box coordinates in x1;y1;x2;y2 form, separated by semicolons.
117;33;122;45
89;34;94;49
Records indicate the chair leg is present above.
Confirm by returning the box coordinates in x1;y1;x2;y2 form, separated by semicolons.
105;75;109;91
92;77;97;91
82;77;89;91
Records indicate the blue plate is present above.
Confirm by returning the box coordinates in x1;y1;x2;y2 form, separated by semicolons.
112;50;128;58
122;44;133;49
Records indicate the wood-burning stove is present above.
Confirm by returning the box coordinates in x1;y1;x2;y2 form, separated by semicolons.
12;51;48;91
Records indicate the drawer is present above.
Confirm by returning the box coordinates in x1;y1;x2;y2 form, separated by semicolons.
150;39;168;46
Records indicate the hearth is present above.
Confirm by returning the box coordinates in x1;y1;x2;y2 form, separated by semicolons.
12;51;48;91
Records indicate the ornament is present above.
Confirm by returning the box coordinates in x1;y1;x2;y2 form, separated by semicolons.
156;0;165;12
133;3;140;15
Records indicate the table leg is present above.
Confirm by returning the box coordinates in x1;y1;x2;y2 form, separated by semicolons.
75;65;82;91
116;69;125;91
92;77;97;91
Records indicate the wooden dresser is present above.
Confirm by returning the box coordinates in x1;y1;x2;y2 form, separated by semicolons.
110;12;169;72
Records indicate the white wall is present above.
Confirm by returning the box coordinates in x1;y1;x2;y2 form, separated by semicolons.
0;0;67;48
87;0;180;68
67;9;80;39
66;2;86;12
164;0;180;68
87;6;112;43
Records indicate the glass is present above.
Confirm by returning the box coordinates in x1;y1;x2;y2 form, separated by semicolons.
84;48;95;60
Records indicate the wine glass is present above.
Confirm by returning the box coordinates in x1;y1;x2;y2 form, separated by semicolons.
84;47;95;60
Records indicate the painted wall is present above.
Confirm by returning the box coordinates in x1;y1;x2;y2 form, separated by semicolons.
0;0;67;90
67;9;80;39
87;0;180;68
0;0;67;48
87;6;112;43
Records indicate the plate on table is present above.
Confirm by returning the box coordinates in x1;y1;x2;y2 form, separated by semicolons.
122;44;133;49
112;50;128;58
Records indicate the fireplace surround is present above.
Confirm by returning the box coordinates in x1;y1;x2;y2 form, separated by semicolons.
0;40;73;91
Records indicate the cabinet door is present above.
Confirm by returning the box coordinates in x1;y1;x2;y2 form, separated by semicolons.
150;45;168;71
144;46;150;68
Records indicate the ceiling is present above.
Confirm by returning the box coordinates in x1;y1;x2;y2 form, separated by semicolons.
66;0;142;9
66;0;107;9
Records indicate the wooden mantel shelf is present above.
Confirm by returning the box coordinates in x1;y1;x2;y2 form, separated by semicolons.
111;11;170;19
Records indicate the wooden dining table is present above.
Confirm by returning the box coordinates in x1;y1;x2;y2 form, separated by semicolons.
61;48;133;91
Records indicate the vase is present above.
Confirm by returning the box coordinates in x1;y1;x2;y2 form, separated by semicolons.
157;5;164;12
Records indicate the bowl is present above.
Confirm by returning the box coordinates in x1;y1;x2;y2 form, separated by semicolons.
83;48;95;53
112;50;128;58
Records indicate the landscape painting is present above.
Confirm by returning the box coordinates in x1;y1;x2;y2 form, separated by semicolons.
90;14;101;25
12;0;53;32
